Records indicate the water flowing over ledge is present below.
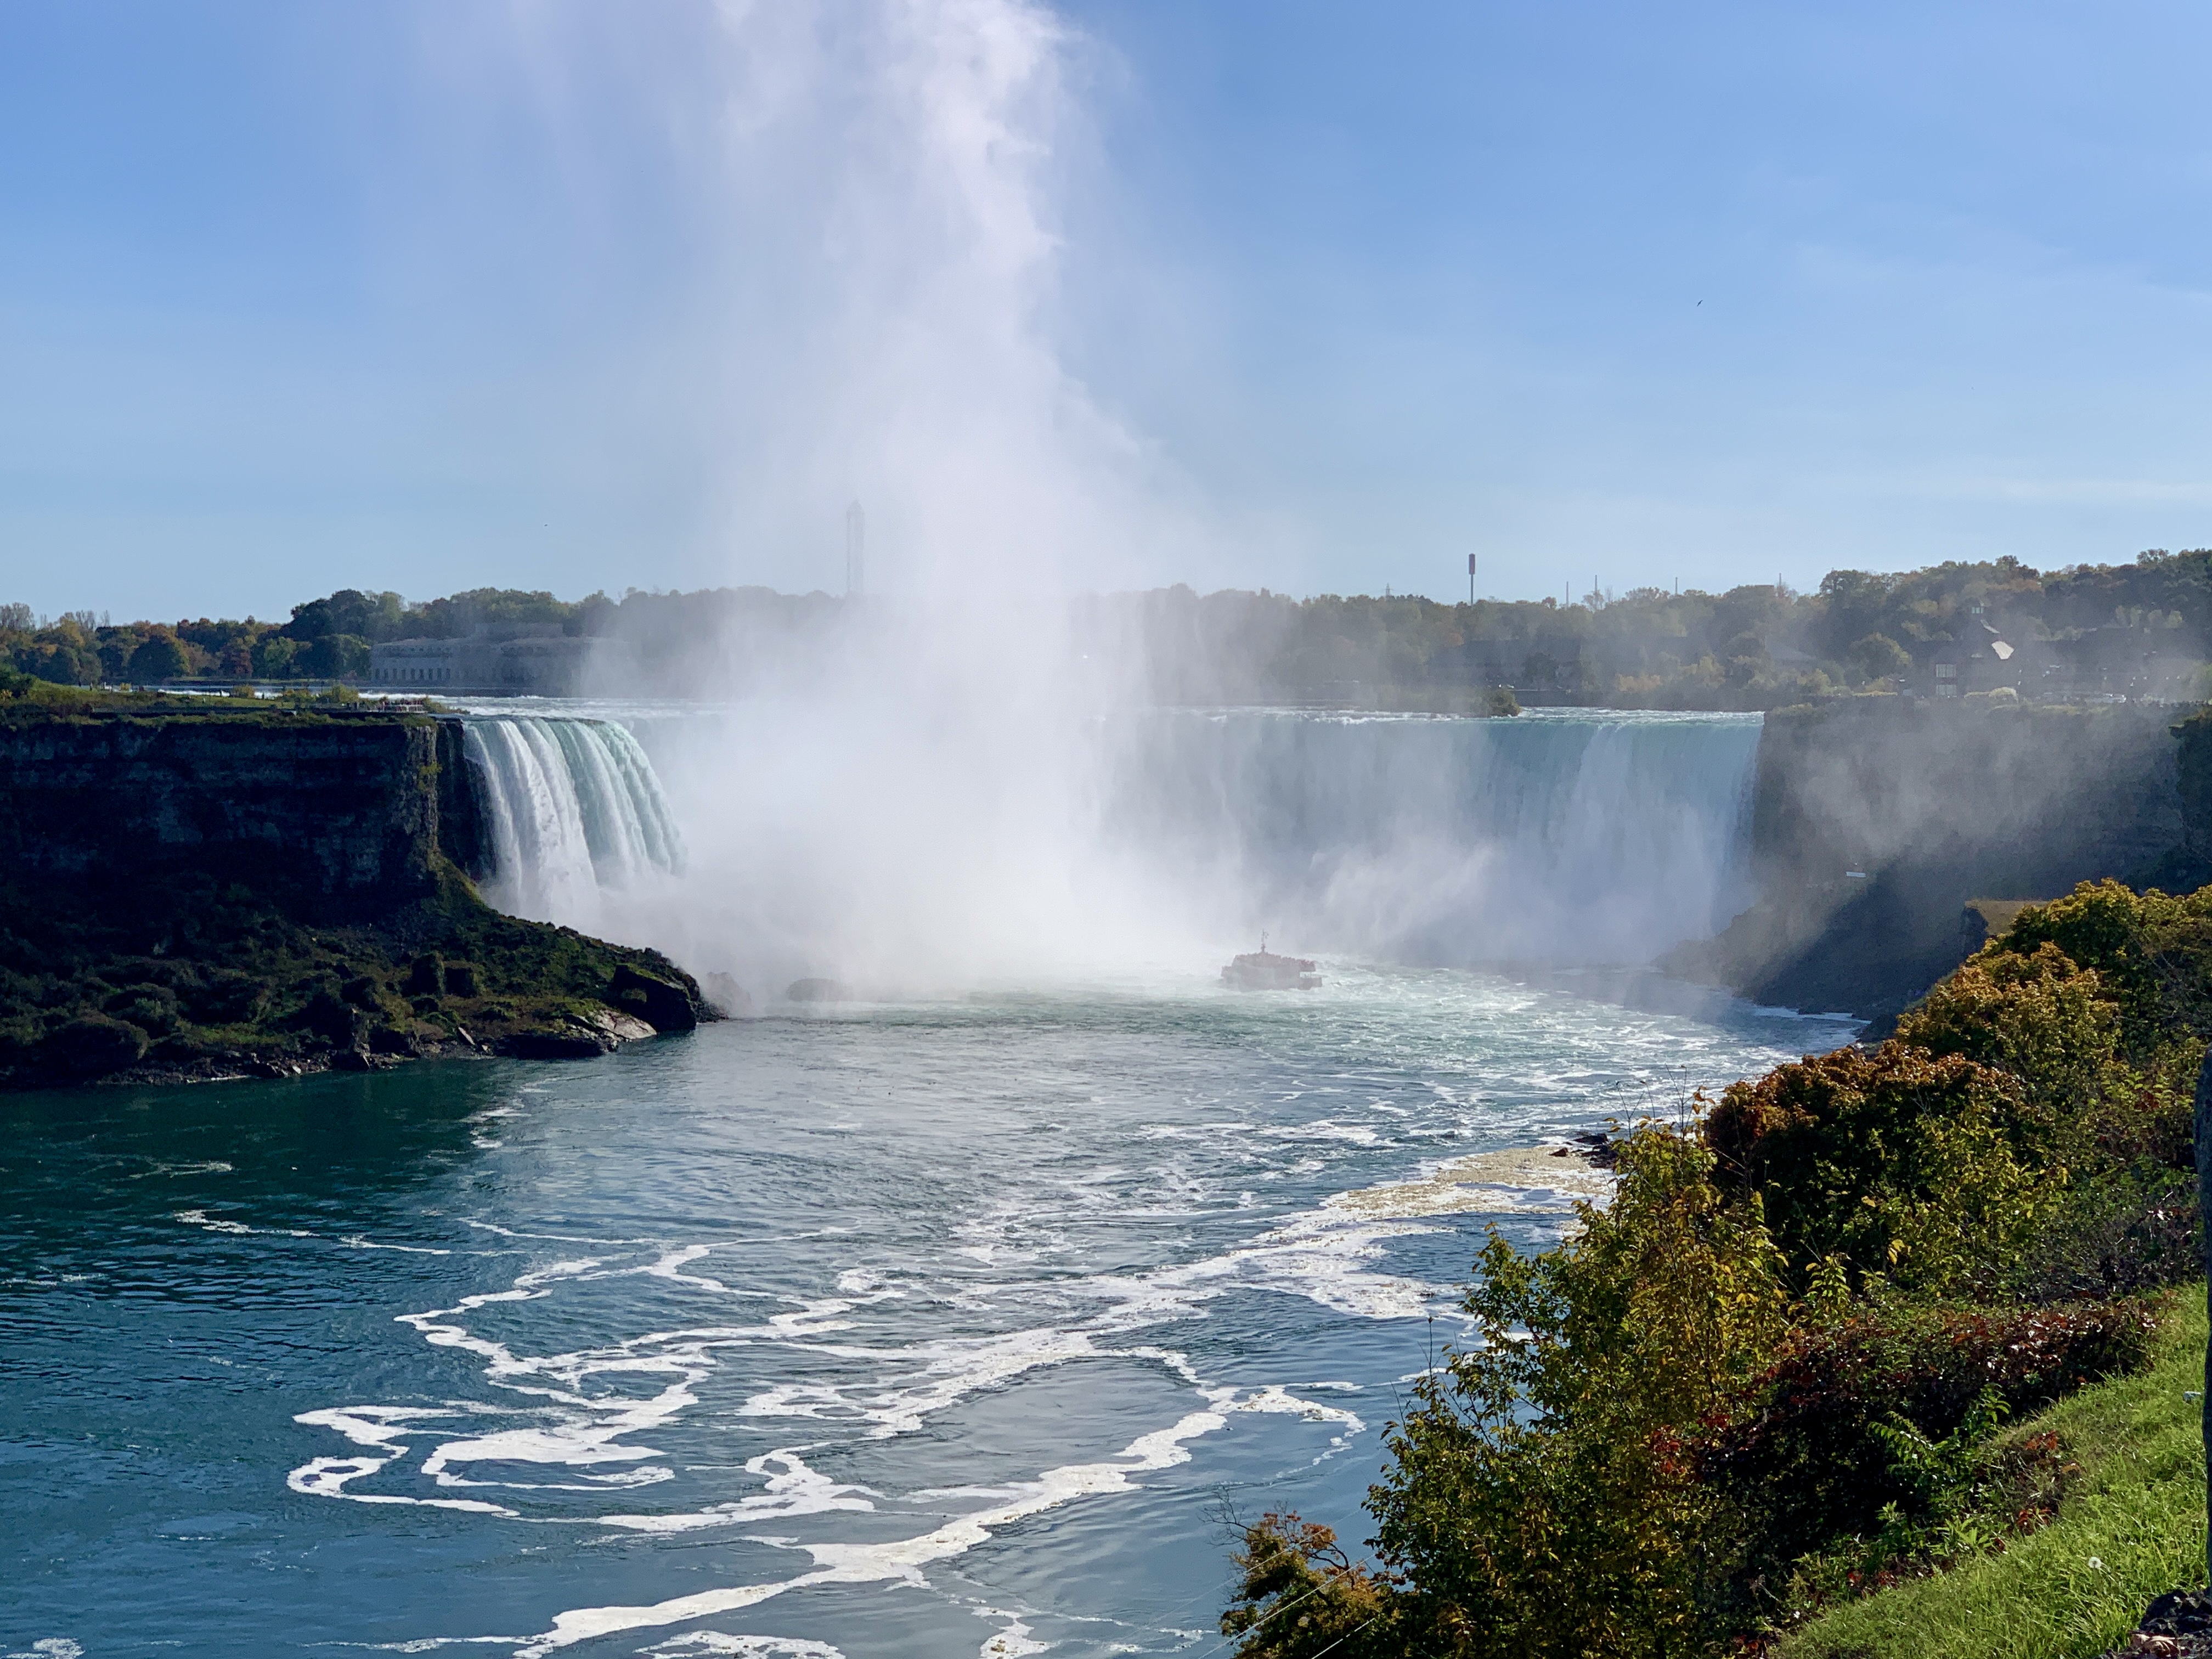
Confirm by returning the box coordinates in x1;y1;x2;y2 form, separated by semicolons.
461;715;684;924
1106;708;1764;966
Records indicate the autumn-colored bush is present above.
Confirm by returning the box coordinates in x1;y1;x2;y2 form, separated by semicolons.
1703;1042;2058;1295
1999;879;2212;1058
1705;1299;2157;1575
1223;877;2210;1659
1220;1516;1401;1659
1229;1131;1790;1659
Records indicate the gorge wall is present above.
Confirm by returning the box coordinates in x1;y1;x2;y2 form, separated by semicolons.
1670;699;2193;1020
0;703;708;1086
0;707;488;919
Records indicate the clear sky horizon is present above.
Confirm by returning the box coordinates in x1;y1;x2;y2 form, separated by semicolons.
3;1;2210;620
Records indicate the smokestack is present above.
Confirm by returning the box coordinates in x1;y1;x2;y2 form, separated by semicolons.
846;501;866;599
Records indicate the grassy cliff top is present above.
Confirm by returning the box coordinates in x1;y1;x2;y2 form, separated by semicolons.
0;680;440;727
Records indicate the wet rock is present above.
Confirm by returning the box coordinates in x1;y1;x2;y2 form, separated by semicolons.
497;1029;613;1060
368;1024;425;1057
702;972;752;1018
330;1048;398;1073
2104;1591;2212;1657
611;963;699;1032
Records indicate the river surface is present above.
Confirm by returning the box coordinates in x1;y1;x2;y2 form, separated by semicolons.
1;964;1848;1657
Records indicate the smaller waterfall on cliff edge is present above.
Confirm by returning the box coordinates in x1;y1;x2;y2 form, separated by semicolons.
461;716;684;927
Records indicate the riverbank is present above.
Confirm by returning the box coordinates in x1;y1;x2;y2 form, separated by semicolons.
1786;1286;2207;1658
1222;878;2210;1659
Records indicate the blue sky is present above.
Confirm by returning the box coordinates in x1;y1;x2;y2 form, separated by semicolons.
2;1;2209;618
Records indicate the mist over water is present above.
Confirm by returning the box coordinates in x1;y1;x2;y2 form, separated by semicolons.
456;700;1762;1003
452;2;1767;1005
0;10;1846;1658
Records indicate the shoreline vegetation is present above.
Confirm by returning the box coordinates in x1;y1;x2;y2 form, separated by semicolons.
1222;879;2212;1658
0;681;714;1090
9;545;2212;709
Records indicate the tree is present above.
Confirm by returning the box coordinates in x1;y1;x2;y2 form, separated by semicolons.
286;589;403;642
300;634;370;679
126;632;189;683
1848;632;1911;685
252;635;301;678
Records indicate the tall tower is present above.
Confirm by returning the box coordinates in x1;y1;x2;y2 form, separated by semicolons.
845;500;866;599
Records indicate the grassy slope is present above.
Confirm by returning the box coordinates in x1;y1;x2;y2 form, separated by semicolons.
1786;1287;2208;1659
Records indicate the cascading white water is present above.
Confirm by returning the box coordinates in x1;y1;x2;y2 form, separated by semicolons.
459;703;1758;985
460;716;684;927
1103;708;1763;967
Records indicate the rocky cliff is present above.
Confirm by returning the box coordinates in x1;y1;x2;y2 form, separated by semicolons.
0;704;449;916
0;699;711;1086
1668;699;2190;1019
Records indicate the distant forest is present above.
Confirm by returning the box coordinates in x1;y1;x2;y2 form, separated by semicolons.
7;546;2211;708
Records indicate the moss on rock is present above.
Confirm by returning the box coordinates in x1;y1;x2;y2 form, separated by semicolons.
0;697;716;1087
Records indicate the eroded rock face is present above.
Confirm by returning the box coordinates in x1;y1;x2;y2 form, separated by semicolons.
1667;701;2188;1021
0;707;717;1087
0;708;445;919
612;963;698;1032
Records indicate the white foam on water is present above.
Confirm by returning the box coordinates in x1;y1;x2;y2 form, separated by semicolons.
173;1209;312;1238
638;1636;845;1657
594;1452;877;1534
975;1608;1046;1658
515;1406;1246;1655
255;948;1829;1655
339;1238;455;1255
289;1407;522;1516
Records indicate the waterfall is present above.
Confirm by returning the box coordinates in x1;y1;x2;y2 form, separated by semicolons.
460;716;684;926
1103;708;1763;967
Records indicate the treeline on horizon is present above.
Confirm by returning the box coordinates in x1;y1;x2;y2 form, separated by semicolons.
7;545;2211;706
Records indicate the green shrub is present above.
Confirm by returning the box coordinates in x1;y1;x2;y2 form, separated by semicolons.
2003;1166;2200;1305
1705;1300;2158;1576
1221;1516;1401;1659
1895;942;2118;1131
1703;1043;2058;1295
1325;1130;1786;1658
43;1013;149;1075
1997;880;2212;1059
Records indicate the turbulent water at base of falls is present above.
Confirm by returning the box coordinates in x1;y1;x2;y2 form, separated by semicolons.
4;970;1850;1656
1104;708;1765;967
461;716;685;925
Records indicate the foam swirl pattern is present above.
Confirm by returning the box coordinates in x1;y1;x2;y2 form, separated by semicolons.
0;966;1846;1656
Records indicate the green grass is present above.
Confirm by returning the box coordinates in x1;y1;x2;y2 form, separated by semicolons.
1785;1286;2208;1659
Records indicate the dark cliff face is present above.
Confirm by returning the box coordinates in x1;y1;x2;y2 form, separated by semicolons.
0;708;444;921
432;718;495;883
1747;700;2182;906
1669;700;2190;1019
0;704;714;1087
